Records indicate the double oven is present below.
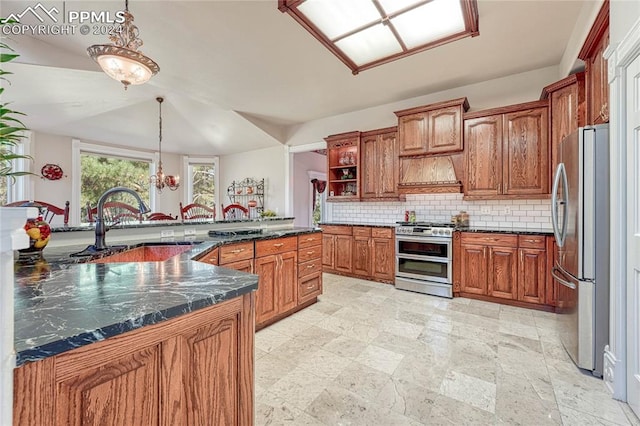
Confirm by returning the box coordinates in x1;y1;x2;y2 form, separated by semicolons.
395;223;454;298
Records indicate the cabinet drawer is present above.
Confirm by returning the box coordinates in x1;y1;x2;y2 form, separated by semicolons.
298;232;322;249
371;227;393;239
299;272;322;301
198;248;219;265
256;236;297;257
518;235;546;249
320;225;352;236
219;242;254;264
298;245;322;263
352;227;371;237
298;258;322;277
461;232;517;246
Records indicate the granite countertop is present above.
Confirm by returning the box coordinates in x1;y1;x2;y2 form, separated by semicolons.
459;227;554;236
14;227;319;367
318;222;396;228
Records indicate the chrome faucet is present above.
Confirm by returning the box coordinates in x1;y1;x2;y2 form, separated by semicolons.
93;187;151;251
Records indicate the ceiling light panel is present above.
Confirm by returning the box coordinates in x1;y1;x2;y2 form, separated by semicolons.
298;0;380;40
392;0;466;49
335;24;403;66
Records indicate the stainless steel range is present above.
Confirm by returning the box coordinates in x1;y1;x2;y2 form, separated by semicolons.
395;222;455;298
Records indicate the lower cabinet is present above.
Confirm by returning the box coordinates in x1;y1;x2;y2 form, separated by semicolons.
14;293;255;426
456;232;550;309
321;224;394;283
298;233;323;305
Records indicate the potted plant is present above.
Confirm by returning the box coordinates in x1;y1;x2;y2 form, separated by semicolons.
1;18;32;180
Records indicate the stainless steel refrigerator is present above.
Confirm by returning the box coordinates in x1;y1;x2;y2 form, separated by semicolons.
551;124;609;377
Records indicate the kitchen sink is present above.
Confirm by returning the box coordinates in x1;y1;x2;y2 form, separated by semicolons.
90;242;200;263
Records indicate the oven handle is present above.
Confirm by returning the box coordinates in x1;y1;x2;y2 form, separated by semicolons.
395;235;453;244
396;253;452;263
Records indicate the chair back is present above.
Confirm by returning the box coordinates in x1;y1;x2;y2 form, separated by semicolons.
222;203;249;220
179;202;215;221
147;212;177;221
86;201;142;224
4;200;70;225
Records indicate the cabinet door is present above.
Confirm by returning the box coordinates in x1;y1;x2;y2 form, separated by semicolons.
278;251;298;314
464;115;502;197
57;346;161;426
371;237;394;282
588;33;609;125
502;108;549;195
299;272;322;304
428;105;462;153
223;259;253;273
550;83;579;181
398;113;427;156
361;134;378;199
255;255;278;324
352;236;371;276
487;246;518;300
460;243;487;295
378;131;399;197
334;235;353;273
322;234;335;270
518;248;546;304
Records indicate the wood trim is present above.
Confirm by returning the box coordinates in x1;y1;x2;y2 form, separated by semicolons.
394;97;470;117
239;292;254;426
324;130;361;142
463;194;551;201
578;0;610;60
464;99;549;120
398;183;462;194
539;72;585;100
255;297;317;331
458;291;555;312
361;126;398;137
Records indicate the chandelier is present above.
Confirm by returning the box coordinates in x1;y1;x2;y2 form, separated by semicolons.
87;0;159;90
150;97;179;192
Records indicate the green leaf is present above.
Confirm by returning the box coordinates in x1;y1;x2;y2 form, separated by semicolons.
0;53;19;63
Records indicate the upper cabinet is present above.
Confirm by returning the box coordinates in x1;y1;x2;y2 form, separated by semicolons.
578;0;609;125
464;100;549;199
540;72;586;187
395;98;470;156
325;131;361;201
360;126;399;199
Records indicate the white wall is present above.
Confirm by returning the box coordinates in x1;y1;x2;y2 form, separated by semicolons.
285;65;560;147
292;151;326;227
220;145;287;215
30;132;183;224
611;0;640;45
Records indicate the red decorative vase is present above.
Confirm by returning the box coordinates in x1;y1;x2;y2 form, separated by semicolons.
17;202;51;261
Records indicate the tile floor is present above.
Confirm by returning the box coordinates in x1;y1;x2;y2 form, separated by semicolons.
255;274;640;425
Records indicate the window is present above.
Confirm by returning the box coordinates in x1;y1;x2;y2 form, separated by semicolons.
72;140;156;225
183;156;219;211
279;0;479;74
1;131;33;205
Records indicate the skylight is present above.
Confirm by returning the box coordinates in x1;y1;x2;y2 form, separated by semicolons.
279;0;479;74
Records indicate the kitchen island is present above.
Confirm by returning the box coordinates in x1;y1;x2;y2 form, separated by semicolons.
13;226;320;426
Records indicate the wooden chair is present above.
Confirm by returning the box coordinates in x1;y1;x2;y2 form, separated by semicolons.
179;202;216;221
86;201;143;224
4;200;70;225
222;203;249;220
147;212;177;221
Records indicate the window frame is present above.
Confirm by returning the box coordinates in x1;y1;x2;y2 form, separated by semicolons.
2;131;34;204
72;139;156;226
182;156;219;218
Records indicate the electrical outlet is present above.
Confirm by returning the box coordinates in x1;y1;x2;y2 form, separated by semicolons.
504;206;512;215
480;206;491;215
160;230;174;238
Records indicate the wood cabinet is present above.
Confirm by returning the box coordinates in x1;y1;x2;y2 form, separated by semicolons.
394;97;470;156
464;100;549;199
456;232;551;309
578;0;609;125
321;224;394;283
255;237;298;326
298;233;323;305
540;72;586;188
360;127;399;199
325;131;361;201
14;293;255;426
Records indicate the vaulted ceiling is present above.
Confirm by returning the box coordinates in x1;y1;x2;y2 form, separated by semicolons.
3;0;589;155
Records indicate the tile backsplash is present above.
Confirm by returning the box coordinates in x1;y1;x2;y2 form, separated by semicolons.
329;193;552;230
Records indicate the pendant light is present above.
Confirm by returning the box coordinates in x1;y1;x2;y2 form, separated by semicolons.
87;0;159;89
150;97;179;192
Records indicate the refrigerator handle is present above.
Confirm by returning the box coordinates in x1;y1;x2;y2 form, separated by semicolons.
551;263;577;290
551;163;568;247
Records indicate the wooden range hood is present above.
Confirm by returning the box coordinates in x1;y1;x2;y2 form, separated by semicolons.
398;154;463;194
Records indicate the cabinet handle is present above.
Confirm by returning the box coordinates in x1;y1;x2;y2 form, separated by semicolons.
307;284;315;290
523;239;540;243
306;265;314;269
306;251;315;255
230;248;245;254
305;237;315;241
274;243;284;248
600;103;609;122
484;237;498;242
